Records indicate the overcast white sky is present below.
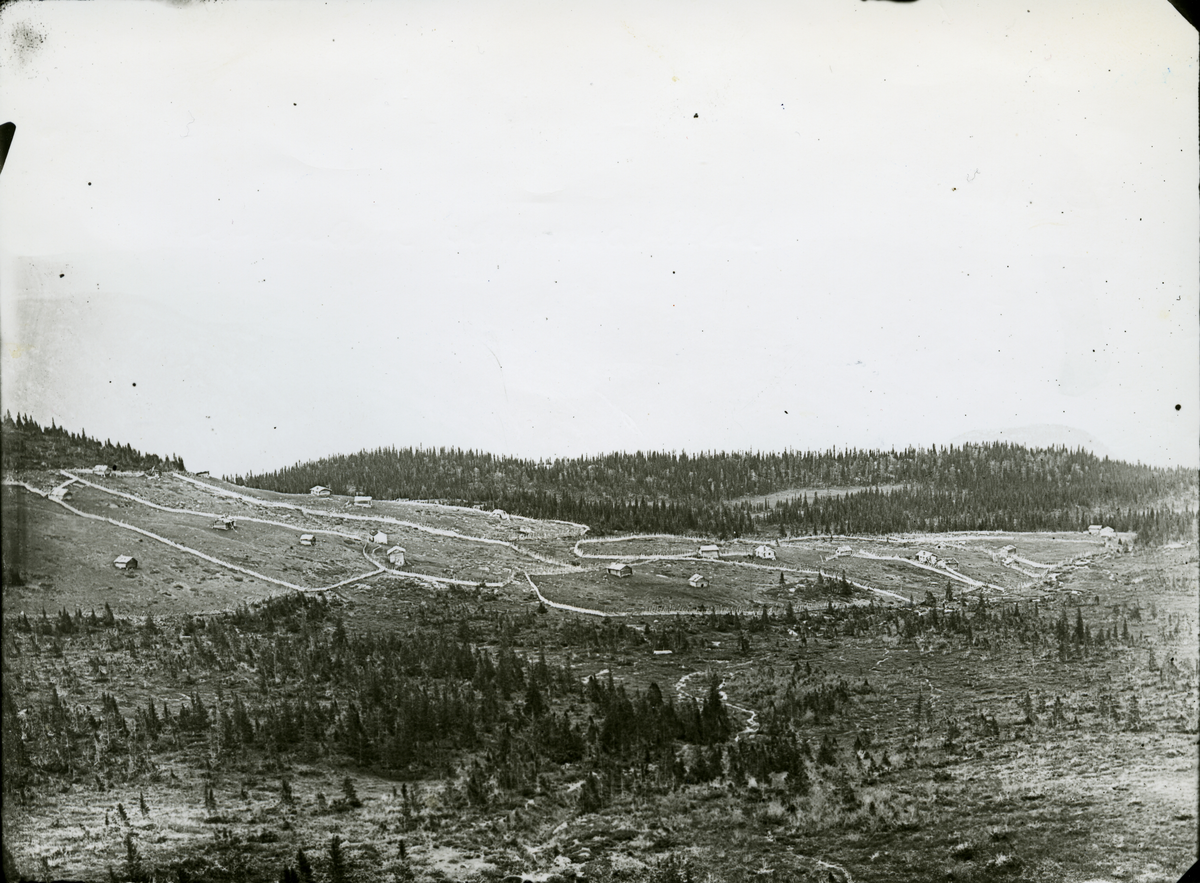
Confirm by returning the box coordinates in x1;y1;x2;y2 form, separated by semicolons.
1;0;1196;476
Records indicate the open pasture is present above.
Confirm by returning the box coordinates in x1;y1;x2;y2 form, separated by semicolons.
176;475;583;545
370;523;530;585
55;476;551;589
905;531;1103;564
575;535;711;559
533;561;788;614
1;488;294;616
63;485;371;588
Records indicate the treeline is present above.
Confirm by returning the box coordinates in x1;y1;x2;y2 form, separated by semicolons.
234;443;1196;541
760;485;1196;545
0;413;185;473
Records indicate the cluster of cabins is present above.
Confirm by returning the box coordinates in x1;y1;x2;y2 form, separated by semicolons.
295;529;405;565
91;465;148;478
309;486;373;508
1088;524;1128;551
699;544;777;561
988;544;1019;565
602;542;778;587
907;548;958;567
605;561;710;589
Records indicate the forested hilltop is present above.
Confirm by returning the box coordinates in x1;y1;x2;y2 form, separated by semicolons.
235;444;1197;543
0;413;185;473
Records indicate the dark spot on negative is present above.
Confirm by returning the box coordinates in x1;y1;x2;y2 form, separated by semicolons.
1176;404;1182;411
59;273;64;278
693;113;699;118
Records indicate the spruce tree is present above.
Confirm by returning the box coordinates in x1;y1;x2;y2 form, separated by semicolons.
296;849;314;883
328;835;346;883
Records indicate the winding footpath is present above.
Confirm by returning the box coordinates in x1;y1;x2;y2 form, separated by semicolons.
674;665;760;741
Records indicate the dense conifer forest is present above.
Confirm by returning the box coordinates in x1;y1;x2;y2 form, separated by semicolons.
1;414;185;473
234;444;1196;543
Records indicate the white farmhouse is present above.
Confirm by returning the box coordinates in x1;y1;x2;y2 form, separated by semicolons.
387;546;406;566
754;545;776;561
354;496;373;508
606;562;633;578
698;544;720;559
